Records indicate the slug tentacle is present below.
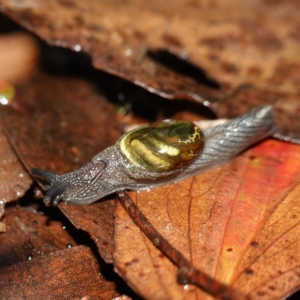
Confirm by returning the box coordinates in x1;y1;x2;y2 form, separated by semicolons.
31;168;68;205
30;168;57;185
31;106;275;206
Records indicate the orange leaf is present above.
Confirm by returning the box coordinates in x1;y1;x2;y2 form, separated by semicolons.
114;139;300;299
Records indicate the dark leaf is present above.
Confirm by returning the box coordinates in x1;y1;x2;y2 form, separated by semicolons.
0;245;118;299
0;72;123;262
1;0;300;141
0;204;78;268
0;124;32;231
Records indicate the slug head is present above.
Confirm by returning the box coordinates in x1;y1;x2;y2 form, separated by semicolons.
31;160;106;205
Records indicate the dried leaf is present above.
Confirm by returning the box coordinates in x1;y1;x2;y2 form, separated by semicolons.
0;72;123;262
0;245;118;299
0;204;78;267
0;124;32;231
2;0;299;93
114;139;300;299
0;0;219;103
0;2;299;298
0;124;31;200
1;0;300;141
59;200;115;263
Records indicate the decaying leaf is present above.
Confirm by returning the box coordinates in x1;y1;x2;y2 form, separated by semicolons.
59;200;116;263
114;139;300;299
1;0;300;141
1;69;298;299
0;245;119;299
0;124;32;232
0;2;300;299
0;31;39;231
1;0;299;93
0;204;78;267
0;0;220;103
0;72;123;262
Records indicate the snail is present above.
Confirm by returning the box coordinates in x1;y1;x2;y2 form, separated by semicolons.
31;106;275;206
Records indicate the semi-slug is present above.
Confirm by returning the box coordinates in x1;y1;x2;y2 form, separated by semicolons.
31;106;274;205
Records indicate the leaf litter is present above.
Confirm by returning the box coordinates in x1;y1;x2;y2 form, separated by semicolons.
1;0;300;141
0;1;300;299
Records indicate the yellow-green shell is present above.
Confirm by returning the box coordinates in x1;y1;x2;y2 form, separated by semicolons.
119;120;204;172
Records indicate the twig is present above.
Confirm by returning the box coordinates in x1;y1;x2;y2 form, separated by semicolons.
117;190;249;300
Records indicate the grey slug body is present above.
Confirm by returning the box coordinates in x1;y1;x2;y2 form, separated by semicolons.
31;106;275;205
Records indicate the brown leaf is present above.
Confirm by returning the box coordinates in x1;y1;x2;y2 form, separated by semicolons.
0;245;118;299
0;0;219;104
114;139;300;299
1;73;122;173
0;72;123;262
0;204;78;267
0;125;32;198
59;200;115;263
2;0;300;143
0;124;32;231
1;0;299;93
0;3;299;297
1;1;300;140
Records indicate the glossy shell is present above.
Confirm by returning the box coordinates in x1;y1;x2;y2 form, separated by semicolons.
119;120;204;172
